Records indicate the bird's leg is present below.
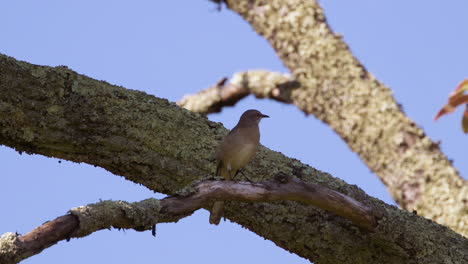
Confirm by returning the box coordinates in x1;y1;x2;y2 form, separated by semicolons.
227;164;233;180
235;169;254;182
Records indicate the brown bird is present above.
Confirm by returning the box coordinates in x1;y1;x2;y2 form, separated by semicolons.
209;109;269;225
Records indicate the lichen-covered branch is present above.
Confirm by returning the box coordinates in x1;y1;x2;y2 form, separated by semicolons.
178;71;297;113
0;176;378;263
0;53;467;263
189;0;468;236
0;199;163;264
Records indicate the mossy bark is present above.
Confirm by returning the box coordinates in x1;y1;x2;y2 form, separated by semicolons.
1;54;467;263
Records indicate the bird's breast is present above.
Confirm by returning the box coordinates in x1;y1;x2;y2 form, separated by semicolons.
225;142;258;171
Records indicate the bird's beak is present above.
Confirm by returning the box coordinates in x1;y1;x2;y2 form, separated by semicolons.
261;114;269;118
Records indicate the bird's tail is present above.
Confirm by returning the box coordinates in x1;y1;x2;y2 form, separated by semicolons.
209;201;224;225
210;160;231;224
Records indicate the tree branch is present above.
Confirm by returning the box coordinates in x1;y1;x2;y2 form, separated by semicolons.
0;176;378;263
0;53;467;263
170;174;379;230
0;215;79;264
178;71;296;113
180;0;468;236
0;199;162;264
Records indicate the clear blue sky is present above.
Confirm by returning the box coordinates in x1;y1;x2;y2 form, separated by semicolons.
1;1;467;263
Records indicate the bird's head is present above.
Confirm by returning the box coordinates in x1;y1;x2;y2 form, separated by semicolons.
239;109;269;125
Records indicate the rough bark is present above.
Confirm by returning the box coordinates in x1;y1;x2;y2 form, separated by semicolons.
0;54;467;263
188;0;468;236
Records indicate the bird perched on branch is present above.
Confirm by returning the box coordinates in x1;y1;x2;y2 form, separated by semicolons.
209;109;269;225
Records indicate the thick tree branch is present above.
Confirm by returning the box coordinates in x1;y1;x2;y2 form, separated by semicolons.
180;0;468;236
0;54;467;263
0;177;378;263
